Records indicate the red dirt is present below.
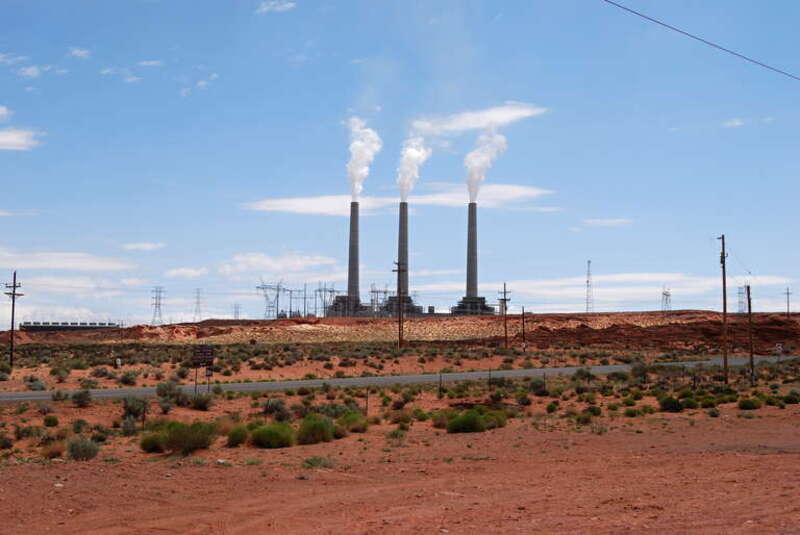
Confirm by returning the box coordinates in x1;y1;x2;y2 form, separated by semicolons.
1;403;798;534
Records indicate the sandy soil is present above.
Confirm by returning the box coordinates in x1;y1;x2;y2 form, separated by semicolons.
1;403;798;534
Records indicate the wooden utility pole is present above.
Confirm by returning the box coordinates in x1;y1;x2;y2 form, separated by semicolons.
521;305;526;346
4;272;23;369
498;283;510;349
746;284;755;386
718;235;729;383
393;261;405;349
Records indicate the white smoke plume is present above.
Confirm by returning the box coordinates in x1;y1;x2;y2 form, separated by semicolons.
397;136;432;201
464;131;507;202
346;117;382;200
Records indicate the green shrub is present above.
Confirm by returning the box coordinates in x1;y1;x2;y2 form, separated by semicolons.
163;421;217;455
624;407;639;418
302;456;335;469
51;390;68;402
72;419;88;433
122;396;148;419
72;390;92;408
252;423;295;448
226;425;249;448
121;417;138;437
43;415;59;427
140;433;165;453
67;437;99;461
0;434;13;449
546;402;559;414
738;398;762;411
659;396;683;413
575;413;592;425
190;394;213;411
584;405;602;417
337;412;368;433
681;398;699;410
707;408;721;418
297;414;335;445
446;410;486;434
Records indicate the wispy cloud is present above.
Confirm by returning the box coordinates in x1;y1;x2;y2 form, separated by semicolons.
0;128;42;151
165;267;208;279
244;184;554;216
123;242;165;251
138;60;163;67
0;105;11;122
18;65;41;78
0;247;134;271
219;252;336;276
582;218;633;228
412;102;547;136
256;1;297;14
0;52;29;65
721;118;744;128
182;72;218;96
68;47;91;59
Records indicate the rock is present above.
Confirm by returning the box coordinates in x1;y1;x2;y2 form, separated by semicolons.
54;483;64;489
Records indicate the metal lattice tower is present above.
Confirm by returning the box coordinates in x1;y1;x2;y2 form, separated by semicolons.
193;288;203;323
785;287;792;319
233;303;241;320
737;286;746;314
661;286;672;313
585;260;594;313
256;279;282;319
151;286;164;326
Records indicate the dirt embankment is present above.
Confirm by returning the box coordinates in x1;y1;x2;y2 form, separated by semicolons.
3;310;798;354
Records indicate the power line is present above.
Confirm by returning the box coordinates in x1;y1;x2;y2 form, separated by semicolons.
602;0;800;82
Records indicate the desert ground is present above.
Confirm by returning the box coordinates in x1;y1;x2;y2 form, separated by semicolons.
0;311;798;534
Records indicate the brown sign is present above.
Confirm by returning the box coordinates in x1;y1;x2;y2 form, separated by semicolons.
191;345;215;368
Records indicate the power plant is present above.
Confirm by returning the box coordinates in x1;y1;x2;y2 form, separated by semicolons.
327;201;368;316
382;201;422;315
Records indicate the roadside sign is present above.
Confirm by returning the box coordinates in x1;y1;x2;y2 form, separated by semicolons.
192;345;215;368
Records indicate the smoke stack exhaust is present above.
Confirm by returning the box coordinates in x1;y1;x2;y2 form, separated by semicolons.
398;201;409;298
347;201;360;305
466;202;478;298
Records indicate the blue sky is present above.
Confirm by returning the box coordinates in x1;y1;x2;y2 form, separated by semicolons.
2;0;799;324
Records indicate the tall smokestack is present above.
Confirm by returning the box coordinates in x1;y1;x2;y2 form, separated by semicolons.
398;201;409;298
466;202;478;298
348;201;360;305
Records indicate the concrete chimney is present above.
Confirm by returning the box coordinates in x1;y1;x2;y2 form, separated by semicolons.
466;201;478;298
398;201;409;299
347;201;360;305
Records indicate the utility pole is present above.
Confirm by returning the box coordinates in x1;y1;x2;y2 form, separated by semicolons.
585;260;594;314
718;235;729;384
393;261;406;349
4;271;23;368
746;284;755;386
498;283;511;349
521;305;526;348
785;287;792;319
303;283;307;318
233;304;241;320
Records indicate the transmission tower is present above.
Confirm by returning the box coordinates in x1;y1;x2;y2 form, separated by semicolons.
585;260;594;313
661;286;672;314
151;286;164;326
233;303;241;320
256;279;282;319
737;286;746;314
785;287;792;319
193;288;203;323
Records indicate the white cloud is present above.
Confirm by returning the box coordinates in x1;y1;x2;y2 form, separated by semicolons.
722;118;744;128
124;76;142;83
0;128;42;151
0;53;29;65
138;60;163;67
0;105;11;122
219;253;337;276
68;47;91;59
582;218;632;228
412;102;547;136
165;267;208;279
0;247;134;271
100;68;116;75
244;184;553;216
180;88;191;97
18;65;41;78
256;1;297;14
123;242;165;251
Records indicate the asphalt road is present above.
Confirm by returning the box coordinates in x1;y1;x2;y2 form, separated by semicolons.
0;355;789;403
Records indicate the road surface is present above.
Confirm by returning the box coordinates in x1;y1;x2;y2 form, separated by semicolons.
0;355;789;402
